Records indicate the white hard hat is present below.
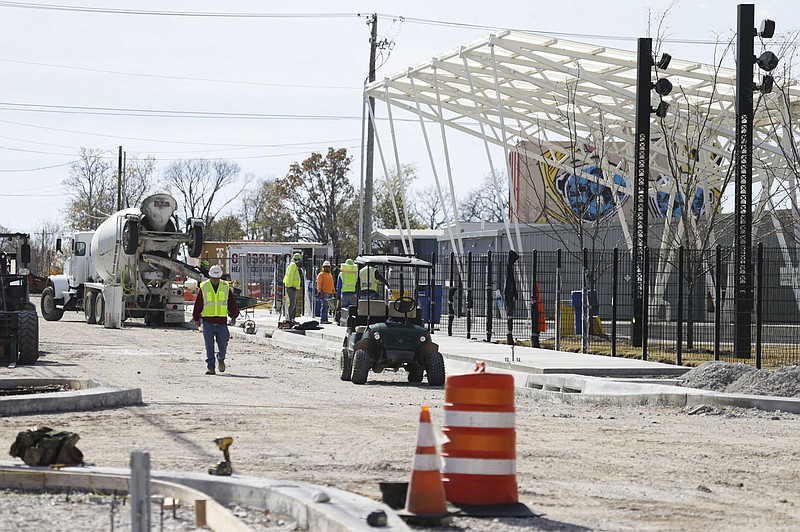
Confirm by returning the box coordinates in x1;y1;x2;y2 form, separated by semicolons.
322;260;331;267
208;265;223;278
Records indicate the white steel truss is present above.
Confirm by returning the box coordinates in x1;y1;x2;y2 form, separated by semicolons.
364;30;800;252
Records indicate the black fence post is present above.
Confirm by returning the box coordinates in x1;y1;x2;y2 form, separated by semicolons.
448;252;455;336
429;252;436;335
677;246;684;367
555;248;562;351
756;243;763;369
486;250;493;342
466;251;473;340
714;245;722;361
582;247;589;354
642;246;649;361
531;250;540;348
611;247;618;357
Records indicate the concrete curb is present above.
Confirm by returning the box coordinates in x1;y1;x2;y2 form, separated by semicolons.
0;378;142;416
0;462;409;531
236;321;800;414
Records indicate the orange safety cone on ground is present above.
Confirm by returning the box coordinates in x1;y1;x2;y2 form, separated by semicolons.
404;405;448;516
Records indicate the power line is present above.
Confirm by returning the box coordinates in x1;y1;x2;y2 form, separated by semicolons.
0;58;360;90
0;101;364;120
0;160;77;172
0;2;745;45
0;2;361;18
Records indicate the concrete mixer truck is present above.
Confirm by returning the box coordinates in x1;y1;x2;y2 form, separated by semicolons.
40;194;204;328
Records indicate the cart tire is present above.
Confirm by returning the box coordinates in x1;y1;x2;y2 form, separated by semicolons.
339;349;353;381
84;291;96;324
425;351;445;386
407;365;424;383
17;310;39;365
351;348;370;385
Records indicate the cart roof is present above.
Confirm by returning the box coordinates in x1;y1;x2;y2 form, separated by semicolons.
354;255;433;269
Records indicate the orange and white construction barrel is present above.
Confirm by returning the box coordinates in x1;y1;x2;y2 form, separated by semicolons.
441;361;518;505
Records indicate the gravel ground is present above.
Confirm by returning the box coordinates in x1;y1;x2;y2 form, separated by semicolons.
1;312;800;531
678;361;800;397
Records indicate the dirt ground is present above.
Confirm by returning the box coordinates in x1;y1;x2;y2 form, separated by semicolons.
2;312;799;531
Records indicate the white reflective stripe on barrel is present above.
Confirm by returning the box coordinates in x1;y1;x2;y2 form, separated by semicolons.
443;410;516;428
416;423;437;447
412;453;441;471
442;457;516;475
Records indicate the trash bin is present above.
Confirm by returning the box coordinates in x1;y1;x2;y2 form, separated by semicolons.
570;290;599;335
417;284;442;324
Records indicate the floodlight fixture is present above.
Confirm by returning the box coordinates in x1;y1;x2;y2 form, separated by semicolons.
652;101;669;118
656;53;672;70
759;19;775;39
758;74;774;94
653;78;673;96
756;51;779;72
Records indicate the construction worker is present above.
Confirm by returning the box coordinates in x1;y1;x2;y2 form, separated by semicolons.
316;260;335;324
283;252;303;322
193;264;238;375
337;258;358;312
357;262;388;300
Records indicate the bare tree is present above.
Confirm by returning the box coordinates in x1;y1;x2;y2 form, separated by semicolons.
121;154;157;209
62;148;114;230
163;159;244;227
458;172;508;223
413;184;451;229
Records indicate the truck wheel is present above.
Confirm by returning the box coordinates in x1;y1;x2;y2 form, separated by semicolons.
188;225;203;258
17;310;39;365
40;286;64;321
339;348;353;381
84;291;97;324
122;220;139;255
95;293;105;326
425;352;445;386
351;348;370;385
407;365;424;383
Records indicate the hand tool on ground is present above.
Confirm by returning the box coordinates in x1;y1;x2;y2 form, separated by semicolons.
208;436;233;476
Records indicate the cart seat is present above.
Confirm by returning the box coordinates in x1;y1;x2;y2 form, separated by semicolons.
388;302;416;319
357;299;387;318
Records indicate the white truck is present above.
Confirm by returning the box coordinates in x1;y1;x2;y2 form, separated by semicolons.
40;194;204;328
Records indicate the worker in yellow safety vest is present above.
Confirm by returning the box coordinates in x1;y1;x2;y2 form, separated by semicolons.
193;264;238;375
337;259;359;311
357;263;388;300
282;252;303;322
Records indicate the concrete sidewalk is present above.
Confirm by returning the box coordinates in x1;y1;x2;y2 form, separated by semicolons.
232;306;800;414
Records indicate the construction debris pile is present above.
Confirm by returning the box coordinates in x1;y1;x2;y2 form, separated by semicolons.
678;362;800;398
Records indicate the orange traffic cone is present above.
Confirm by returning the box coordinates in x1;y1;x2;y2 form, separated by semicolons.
404;405;448;516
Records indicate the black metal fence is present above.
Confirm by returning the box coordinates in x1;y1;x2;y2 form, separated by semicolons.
426;245;800;369
222;248;800;368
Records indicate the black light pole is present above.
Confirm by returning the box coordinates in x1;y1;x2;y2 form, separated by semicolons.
631;37;651;348
734;4;777;358
632;38;671;349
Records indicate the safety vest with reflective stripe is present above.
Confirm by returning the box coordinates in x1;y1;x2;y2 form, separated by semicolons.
339;263;358;293
358;266;378;292
283;261;301;289
201;280;230;318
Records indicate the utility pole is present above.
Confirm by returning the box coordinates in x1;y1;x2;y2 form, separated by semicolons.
363;13;378;254
116;146;123;211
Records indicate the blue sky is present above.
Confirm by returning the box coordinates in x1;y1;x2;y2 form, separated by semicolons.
0;0;793;234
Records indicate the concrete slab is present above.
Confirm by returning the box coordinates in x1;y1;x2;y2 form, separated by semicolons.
0;378;142;416
0;462;409;531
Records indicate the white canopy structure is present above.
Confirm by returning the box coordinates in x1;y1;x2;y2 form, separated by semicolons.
364;30;800;254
